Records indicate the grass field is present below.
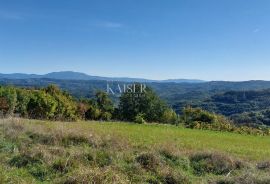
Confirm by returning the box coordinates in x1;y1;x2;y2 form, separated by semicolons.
0;118;270;184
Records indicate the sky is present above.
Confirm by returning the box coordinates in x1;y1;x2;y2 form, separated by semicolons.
0;0;270;81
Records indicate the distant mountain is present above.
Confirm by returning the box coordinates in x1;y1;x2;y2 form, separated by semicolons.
0;71;205;83
162;79;205;83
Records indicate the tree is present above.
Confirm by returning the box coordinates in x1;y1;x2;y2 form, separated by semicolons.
95;91;114;113
44;85;78;121
0;86;17;117
161;108;180;125
15;88;31;117
27;91;57;120
95;91;114;120
118;85;173;123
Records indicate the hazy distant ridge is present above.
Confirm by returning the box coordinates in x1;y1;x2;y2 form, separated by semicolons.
0;71;205;83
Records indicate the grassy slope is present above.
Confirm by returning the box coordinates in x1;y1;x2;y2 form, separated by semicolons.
74;121;270;161
0;119;270;184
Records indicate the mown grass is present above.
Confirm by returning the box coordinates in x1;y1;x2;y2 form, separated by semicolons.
0;118;269;184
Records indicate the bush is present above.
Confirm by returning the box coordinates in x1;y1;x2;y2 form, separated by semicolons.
190;152;236;176
134;113;146;124
161;109;180;125
136;153;159;171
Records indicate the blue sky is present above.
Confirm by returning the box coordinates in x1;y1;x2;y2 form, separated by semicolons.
0;0;269;81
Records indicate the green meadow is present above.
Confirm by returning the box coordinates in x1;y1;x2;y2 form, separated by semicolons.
0;119;269;184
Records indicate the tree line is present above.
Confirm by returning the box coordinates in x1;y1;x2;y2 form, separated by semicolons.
0;85;269;135
0;85;179;124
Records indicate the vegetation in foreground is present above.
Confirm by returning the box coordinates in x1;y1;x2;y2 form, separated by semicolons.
0;118;270;184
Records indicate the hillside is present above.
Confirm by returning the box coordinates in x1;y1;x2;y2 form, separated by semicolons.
2;78;270;126
0;119;270;184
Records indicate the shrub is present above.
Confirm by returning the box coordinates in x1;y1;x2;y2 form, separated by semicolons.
134;113;146;124
0;87;17;116
136;153;159;171
190;152;235;176
161;109;180;125
100;112;112;121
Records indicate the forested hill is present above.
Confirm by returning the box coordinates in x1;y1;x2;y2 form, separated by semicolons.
1;78;270;126
1;78;270;99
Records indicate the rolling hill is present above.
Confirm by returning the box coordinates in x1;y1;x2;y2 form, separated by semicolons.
0;71;205;83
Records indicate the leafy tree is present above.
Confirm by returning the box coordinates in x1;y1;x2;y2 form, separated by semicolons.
95;91;114;113
118;85;173;123
15;88;31;117
27;91;57;120
44;85;78;121
161;109;180;125
0;86;17;116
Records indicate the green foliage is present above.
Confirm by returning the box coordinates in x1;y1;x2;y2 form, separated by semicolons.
183;107;232;131
95;91;114;114
45;85;78;121
85;104;101;120
182;107;270;135
161;108;180;125
0;85;79;121
0;86;17;116
15;89;31;117
82;91;114;121
118;85;176;124
27;91;57;120
134;113;146;124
